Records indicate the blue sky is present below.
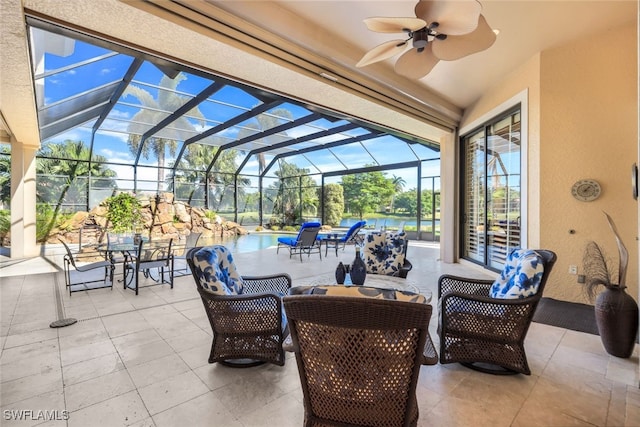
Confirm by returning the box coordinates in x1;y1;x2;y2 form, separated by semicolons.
35;26;441;192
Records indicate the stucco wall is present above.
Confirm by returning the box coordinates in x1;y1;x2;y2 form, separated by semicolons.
539;23;638;303
461;22;638;304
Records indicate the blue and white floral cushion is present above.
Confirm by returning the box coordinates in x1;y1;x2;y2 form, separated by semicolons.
192;246;244;295
490;249;544;299
364;231;407;276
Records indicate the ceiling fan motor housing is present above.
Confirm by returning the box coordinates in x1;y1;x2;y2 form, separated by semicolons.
411;25;445;49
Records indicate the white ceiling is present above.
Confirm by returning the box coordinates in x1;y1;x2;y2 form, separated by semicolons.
214;0;637;109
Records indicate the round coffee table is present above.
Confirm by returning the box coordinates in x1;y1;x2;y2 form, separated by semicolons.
298;273;431;302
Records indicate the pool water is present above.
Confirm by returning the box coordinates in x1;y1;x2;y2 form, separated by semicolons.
199;233;281;253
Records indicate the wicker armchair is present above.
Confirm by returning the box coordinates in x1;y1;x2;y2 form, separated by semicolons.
438;249;557;375
186;246;291;367
284;294;431;427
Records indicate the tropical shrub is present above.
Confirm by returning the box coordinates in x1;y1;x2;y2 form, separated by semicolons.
322;183;344;226
104;193;142;233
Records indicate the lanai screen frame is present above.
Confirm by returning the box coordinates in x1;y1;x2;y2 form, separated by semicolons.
27;15;441;229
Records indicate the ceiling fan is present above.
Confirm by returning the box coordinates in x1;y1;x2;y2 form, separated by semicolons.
356;0;497;79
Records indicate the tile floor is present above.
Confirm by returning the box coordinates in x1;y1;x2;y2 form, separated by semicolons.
1;242;638;426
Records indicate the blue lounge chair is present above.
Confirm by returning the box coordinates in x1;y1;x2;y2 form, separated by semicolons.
277;222;322;261
320;220;367;254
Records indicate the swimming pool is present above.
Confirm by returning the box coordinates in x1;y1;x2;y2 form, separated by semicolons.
198;233;282;253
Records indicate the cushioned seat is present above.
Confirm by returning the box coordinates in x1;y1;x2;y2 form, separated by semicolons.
283;292;434;426
438;248;557;375
187;245;291;367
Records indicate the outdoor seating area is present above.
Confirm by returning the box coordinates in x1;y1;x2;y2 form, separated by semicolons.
1;242;637;426
0;0;637;425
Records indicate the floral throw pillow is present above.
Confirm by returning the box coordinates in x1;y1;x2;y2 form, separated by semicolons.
490;249;544;299
363;231;407;276
192;246;244;295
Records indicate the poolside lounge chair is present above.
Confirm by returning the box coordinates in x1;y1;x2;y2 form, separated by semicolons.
332;220;367;251
276;222;322;261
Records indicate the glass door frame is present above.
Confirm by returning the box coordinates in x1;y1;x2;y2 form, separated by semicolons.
459;104;524;271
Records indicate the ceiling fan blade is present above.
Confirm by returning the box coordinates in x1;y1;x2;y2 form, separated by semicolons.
415;0;482;35
356;39;408;67
363;17;426;33
394;45;440;79
432;15;496;61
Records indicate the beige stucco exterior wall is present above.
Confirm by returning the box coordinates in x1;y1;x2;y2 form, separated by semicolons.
460;22;638;304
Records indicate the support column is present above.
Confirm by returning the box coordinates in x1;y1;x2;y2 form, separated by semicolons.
10;139;39;258
440;131;457;264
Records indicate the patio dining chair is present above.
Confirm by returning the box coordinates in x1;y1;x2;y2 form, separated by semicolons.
276;221;322;261
172;232;202;277
60;239;114;295
283;292;433;426
438;248;557;375
123;239;174;295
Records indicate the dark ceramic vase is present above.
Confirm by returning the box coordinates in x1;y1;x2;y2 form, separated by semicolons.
350;247;367;286
335;262;346;284
595;286;639;358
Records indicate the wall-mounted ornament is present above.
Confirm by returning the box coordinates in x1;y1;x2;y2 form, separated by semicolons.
632;163;638;200
571;179;601;202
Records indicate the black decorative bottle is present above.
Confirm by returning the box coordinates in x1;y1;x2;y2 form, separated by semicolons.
350;246;367;286
335;262;346;284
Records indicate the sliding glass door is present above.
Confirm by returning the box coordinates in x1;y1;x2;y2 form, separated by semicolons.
461;108;521;270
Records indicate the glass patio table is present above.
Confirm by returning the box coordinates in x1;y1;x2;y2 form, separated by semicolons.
298;272;427;299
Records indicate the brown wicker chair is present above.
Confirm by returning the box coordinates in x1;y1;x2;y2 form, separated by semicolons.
186;246;291;367
284;294;432;427
438;249;557;375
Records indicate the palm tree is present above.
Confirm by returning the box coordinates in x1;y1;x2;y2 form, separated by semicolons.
236;107;294;173
173;140;249;209
124;73;206;193
37;140;116;239
390;174;406;213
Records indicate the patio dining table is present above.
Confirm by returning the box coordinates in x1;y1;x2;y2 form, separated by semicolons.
96;239;171;285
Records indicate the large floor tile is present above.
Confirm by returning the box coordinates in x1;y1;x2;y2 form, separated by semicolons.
67;390;150;427
151;391;241;427
64;369;135;412
62;352;126;386
127;353;191;388
137;371;209;415
513;376;609;426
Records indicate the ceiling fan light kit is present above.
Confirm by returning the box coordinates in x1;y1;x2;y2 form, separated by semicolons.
356;0;497;79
